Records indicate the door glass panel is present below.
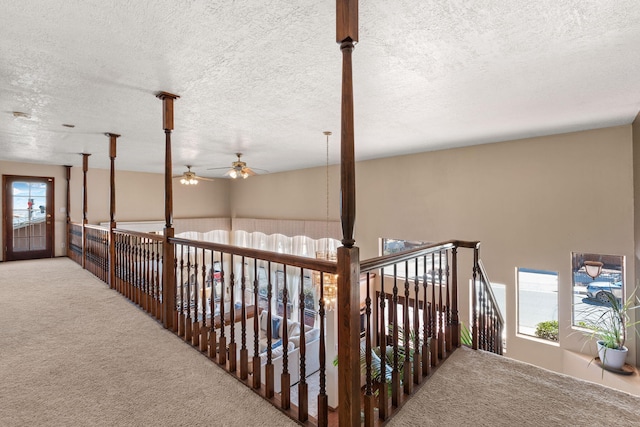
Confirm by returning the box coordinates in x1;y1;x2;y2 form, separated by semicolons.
12;181;48;252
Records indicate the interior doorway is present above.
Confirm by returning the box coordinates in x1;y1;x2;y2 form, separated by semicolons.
3;175;54;261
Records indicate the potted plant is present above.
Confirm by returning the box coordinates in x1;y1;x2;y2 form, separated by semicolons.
582;290;640;371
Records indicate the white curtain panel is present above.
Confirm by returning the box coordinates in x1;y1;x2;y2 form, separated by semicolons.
202;230;230;244
231;230;251;247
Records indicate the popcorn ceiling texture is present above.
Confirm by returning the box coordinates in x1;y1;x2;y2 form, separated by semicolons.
1;1;639;174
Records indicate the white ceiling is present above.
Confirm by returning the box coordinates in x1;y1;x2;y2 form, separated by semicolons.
1;1;640;177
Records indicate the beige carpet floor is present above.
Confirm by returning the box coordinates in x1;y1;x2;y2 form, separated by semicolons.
2;258;640;426
0;258;297;427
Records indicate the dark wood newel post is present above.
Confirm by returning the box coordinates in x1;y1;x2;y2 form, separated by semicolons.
64;165;71;257
106;133;120;290
336;1;361;425
156;91;179;331
471;244;480;350
81;153;91;269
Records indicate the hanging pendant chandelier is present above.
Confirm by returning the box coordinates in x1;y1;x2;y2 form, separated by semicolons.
314;130;338;311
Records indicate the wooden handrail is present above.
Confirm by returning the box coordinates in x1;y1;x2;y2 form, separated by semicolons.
113;228;165;241
360;240;479;272
84;224;109;231
168;237;338;274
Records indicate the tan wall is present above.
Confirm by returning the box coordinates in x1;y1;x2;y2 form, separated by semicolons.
230;164;341;222
227;125;637;379
69;167;230;224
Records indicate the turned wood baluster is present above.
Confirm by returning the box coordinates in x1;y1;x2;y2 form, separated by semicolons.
363;272;374;425
317;270;328;427
421;255;431;376
430;254;438;365
185;247;193;342
140;238;145;304
200;250;208;352
172;252;178;331
119;235;124;296
129;236;135;301
445;250;452;352
152;241;158;318
192;248;200;347
239;256;248;379
228;254;236;373
438;251;446;359
146;241;152;313
178;245;185;337
378;271;388;420
252;259;261;388
265;262;274;398
131;236;137;303
281;266;290;409
144;241;150;312
391;264;400;408
412;258;422;385
138;238;144;308
157;242;163;320
451;247;460;348
208;251;218;360
120;235;125;295
217;253;227;366
472;247;479;350
150;241;156;317
403;260;412;395
124;236;130;298
133;236;138;304
297;267;308;422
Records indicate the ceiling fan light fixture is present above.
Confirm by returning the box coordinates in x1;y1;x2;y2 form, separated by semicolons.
180;177;198;185
241;171;249;179
229;169;238;179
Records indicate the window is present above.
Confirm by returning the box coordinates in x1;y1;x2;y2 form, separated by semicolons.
517;268;558;341
572;252;624;328
380;238;443;280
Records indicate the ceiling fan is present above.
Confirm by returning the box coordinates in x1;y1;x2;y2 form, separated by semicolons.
208;153;266;179
173;165;213;185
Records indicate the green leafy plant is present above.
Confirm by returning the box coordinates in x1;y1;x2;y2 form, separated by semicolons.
577;290;640;372
534;320;559;341
460;322;472;346
333;324;419;397
581;291;640;351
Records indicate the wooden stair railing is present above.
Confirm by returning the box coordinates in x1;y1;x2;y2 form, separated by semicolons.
360;240;461;423
472;256;504;355
168;236;338;426
67;226;504;426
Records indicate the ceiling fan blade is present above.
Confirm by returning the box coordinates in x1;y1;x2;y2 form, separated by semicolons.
207;166;231;171
244;167;257;176
195;175;215;182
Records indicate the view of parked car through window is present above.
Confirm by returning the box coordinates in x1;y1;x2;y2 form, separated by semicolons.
572;252;624;329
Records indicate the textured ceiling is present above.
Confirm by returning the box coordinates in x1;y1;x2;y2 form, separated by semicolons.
1;1;640;177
